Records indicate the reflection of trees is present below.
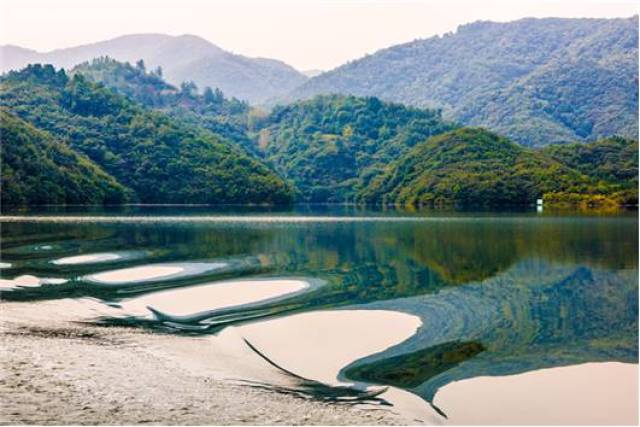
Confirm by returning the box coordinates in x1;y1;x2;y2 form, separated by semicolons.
2;216;638;306
390;218;638;285
341;261;638;405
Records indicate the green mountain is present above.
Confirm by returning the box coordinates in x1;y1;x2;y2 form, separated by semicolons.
0;64;293;205
290;17;638;147
257;95;456;202
1;110;129;205
541;137;639;186
71;57;258;155
357;128;634;207
2;64;636;208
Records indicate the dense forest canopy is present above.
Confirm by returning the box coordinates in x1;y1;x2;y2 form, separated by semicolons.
541;137;639;186
0;109;129;205
290;16;638;147
358;128;638;207
257;95;456;202
359;128;584;206
0;64;293;205
72;57;259;155
0;58;637;208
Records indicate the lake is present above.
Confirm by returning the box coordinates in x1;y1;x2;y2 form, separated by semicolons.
1;206;638;424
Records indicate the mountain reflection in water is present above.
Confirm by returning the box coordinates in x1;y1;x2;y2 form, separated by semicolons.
1;207;637;422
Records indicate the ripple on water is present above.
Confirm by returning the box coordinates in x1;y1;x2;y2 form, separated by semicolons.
52;251;145;266
118;278;314;319
0;275;68;291
83;262;226;286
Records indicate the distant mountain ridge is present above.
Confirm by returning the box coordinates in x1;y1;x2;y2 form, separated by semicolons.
289;16;639;146
0;34;308;104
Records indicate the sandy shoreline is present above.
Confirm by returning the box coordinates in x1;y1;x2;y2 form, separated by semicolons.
0;300;415;425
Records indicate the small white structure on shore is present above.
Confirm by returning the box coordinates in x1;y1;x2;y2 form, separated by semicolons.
536;198;544;206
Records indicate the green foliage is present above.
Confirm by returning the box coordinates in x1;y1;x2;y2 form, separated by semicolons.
358;128;616;206
71;57;259;155
539;137;639;207
292;17;638;146
0;64;293;205
1;109;129;206
541;137;638;186
259;95;456;202
2;63;636;208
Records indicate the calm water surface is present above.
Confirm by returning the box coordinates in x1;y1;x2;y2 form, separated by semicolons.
1;206;638;423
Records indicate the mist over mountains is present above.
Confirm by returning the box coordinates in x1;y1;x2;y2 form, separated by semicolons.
0;34;308;104
291;16;639;146
1;15;638;207
2;16;637;146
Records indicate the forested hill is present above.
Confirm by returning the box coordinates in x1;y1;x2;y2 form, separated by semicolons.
0;34;308;104
290;16;638;147
71;57;258;155
0;64;293;205
1;110;129;205
1;64;636;207
256;95;456;202
358;128;638;207
540;137;639;187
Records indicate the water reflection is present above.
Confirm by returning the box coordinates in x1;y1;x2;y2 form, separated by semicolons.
342;261;638;413
0;208;637;422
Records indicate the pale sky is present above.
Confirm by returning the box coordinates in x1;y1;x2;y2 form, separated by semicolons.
0;0;637;71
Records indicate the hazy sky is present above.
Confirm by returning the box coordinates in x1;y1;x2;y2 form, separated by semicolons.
1;0;637;70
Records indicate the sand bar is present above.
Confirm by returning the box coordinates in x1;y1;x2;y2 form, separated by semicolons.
83;262;226;285
238;310;422;386
120;279;310;317
52;253;123;265
0;275;68;290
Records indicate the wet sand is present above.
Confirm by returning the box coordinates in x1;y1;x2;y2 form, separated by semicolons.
119;279;310;317
0;300;415;425
237;310;421;386
52;253;124;265
84;262;225;285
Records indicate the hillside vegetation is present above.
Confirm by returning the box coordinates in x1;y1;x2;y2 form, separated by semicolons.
291;17;638;146
0;64;293;205
358;128;637;207
72;57;258;155
1;62;636;208
1;110;129;205
257;95;456;202
540;137;639;207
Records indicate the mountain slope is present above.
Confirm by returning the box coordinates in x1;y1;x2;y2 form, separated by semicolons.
0;64;293;205
541;137;638;186
0;34;307;104
1;110;129;206
358;128;600;206
291;16;638;146
71;57;258;155
257;95;456;202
